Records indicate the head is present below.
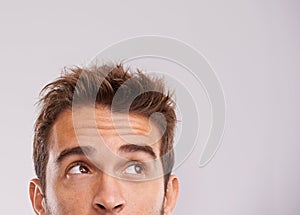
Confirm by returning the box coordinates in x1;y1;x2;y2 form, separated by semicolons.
29;64;179;214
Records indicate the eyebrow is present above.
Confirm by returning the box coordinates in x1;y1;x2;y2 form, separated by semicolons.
55;146;96;164
118;144;157;159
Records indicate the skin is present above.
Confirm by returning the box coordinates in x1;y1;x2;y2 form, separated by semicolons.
29;106;179;215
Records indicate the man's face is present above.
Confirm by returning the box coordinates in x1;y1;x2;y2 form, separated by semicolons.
30;106;179;215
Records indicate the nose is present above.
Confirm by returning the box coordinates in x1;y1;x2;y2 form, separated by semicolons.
93;172;125;213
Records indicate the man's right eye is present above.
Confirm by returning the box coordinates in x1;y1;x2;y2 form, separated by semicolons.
68;163;90;175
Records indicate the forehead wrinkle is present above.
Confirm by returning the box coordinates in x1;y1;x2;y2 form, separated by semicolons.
74;124;151;136
74;114;151;128
94;111;151;124
73;124;156;141
96;121;152;134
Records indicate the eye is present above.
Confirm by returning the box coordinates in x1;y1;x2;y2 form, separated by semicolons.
68;163;90;175
124;163;145;175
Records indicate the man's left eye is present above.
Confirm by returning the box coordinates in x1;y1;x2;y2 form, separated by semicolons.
124;164;144;175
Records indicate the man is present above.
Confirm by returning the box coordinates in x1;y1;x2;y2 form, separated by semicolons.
29;64;179;215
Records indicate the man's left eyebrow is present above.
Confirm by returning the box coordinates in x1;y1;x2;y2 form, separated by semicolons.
119;144;157;159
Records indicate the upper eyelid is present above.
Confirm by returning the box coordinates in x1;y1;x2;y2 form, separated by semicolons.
123;160;144;167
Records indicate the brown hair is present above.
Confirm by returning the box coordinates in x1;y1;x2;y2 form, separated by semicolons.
33;64;176;193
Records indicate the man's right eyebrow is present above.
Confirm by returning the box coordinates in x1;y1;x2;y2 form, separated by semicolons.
55;146;95;164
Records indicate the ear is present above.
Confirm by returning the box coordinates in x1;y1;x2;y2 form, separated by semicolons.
163;175;179;215
29;178;46;215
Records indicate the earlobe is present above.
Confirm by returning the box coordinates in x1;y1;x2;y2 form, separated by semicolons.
164;175;179;215
29;179;46;215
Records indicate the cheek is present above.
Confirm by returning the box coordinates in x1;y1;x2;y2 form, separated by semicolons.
124;179;165;210
45;175;96;213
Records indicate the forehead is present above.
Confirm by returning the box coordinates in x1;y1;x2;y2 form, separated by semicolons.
49;106;162;155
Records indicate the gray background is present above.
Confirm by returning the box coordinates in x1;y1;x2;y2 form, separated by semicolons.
0;1;299;214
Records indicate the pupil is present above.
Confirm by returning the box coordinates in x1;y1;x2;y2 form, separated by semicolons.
135;165;142;174
79;166;87;173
